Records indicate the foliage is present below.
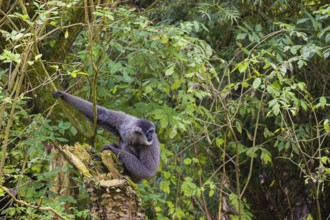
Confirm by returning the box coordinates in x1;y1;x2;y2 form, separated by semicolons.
0;0;330;219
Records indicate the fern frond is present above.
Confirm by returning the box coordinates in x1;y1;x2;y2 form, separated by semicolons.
197;2;240;25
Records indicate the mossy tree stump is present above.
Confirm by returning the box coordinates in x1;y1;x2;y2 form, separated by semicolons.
56;143;145;220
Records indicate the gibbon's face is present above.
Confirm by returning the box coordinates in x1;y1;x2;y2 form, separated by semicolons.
145;128;154;145
134;127;154;145
135;119;155;145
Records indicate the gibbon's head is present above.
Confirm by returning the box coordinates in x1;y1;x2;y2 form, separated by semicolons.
133;119;155;145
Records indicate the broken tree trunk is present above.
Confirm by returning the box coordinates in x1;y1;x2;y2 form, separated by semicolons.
55;143;145;220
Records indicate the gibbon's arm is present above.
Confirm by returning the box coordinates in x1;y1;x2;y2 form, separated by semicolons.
102;144;157;182
52;91;131;137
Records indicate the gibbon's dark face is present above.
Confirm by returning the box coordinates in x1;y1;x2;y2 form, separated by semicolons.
136;119;155;143
145;129;154;142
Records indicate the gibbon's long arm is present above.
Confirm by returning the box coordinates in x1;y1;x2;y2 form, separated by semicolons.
52;91;133;137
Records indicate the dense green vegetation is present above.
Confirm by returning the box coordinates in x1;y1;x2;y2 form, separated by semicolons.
0;0;329;219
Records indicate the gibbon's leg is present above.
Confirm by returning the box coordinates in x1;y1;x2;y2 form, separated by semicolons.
101;144;154;182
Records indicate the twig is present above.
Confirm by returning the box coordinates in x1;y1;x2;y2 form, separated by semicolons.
0;187;69;220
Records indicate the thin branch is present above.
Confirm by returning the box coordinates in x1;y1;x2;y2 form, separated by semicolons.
38;23;85;41
0;187;69;220
84;0;99;146
240;88;266;197
218;129;228;220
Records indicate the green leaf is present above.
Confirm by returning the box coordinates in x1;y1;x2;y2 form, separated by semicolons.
193;20;199;32
160;180;170;194
181;177;197;197
291;144;300;155
0;188;4;197
324;119;330;133
237;33;247;40
184;158;192;165
165;63;175;76
297;82;306;91
255;24;262;32
171;78;183;90
235;120;242;134
169;125;177;138
298;59;306;68
56;137;68;142
35;54;43;60
8;207;16;216
209;189;214;197
266;85;274;94
216;138;224;147
325;33;330;43
306;214;313;220
252;77;261;89
246;147;258;158
229;193;239;211
300;101;308;111
268;99;277;107
319;96;326;107
0;50;21;63
297;18;309;24
70;126;77;136
321;156;328;164
290;45;302;55
260;148;272;164
144;85;153;94
252;32;260;42
238;61;249;73
273;103;280;116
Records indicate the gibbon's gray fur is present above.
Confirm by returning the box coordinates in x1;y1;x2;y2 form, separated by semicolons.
52;90;160;182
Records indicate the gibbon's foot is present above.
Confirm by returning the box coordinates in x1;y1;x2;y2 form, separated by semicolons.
101;143;118;152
